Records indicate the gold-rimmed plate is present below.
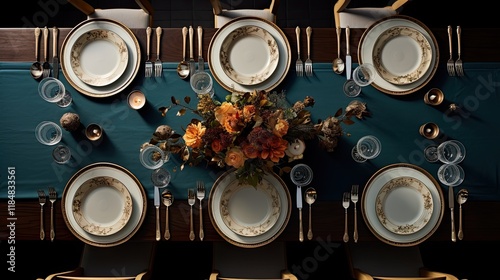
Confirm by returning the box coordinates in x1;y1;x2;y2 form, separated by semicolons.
72;176;133;236
220;25;279;86
358;15;439;95
70;29;129;87
208;16;291;93
62;162;147;247
372;26;432;85
209;169;291;248
376;176;433;235
220;176;281;236
362;163;444;247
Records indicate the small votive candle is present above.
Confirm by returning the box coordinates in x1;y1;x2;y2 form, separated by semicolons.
128;90;146;110
286;139;306;156
419;122;440;139
85;123;103;141
424;88;444;106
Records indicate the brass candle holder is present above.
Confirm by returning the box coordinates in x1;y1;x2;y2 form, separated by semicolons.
424;88;444;106
419;122;440;139
85;123;103;141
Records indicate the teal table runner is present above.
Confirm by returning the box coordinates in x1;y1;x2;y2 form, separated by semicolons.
1;62;499;201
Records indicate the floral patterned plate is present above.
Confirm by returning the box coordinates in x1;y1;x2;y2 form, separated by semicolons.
376;176;433;235
220;176;280;236
220;25;279;86
72;176;133;236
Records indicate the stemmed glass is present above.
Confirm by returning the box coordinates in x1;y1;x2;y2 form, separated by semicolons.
290;163;313;242
352;135;382;163
38;77;72;107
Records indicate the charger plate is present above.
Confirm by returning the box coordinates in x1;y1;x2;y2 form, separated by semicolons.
209;169;291;248
208;16;290;93
61;18;140;98
375;176;433;235
362;163;444;246
220;25;279;85
70;29;129;87
358;15;439;95
62;162;146;247
72;176;133;236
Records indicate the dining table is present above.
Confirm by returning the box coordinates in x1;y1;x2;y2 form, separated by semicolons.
1;17;500;245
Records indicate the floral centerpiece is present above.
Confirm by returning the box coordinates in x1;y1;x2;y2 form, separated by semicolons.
144;90;369;186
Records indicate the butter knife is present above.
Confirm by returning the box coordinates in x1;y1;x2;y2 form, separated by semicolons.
197;26;204;72
345;26;351;80
154;186;161;241
52;26;59;79
189;26;196;77
297;186;304;242
449;186;456;242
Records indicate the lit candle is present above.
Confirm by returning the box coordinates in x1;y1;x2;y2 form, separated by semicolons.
286;139;306;156
128;90;146;110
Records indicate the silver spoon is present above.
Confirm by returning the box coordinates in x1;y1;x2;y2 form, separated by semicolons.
457;188;468;240
305;187;317;240
162;189;173;240
333;27;345;74
30;27;43;80
177;26;190;79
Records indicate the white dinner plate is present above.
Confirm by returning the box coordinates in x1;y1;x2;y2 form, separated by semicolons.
220;25;279;86
208;17;291;93
375;176;433;235
70;29;129;87
358;15;439;95
61;19;141;98
372;26;432;85
220;176;281;236
72;176;133;236
362;163;444;246
62;162;147;247
208;169;291;248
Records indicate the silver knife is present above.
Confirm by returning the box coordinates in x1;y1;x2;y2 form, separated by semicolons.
154;186;161;241
52;26;59;79
189;26;196;77
197;26;204;72
449;186;456;242
297;186;304;242
345;26;351;80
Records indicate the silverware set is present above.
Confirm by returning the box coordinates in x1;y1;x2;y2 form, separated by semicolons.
196;181;205;241
145;26;163;78
342;186;360;243
447;25;464;77
37;187;57;241
295;26;313;77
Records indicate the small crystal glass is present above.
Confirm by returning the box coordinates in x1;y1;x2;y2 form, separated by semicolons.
190;71;214;97
151;167;172;187
52;144;71;164
437;163;465;186
139;145;168;169
38;77;72;107
35;121;62;145
352;135;382;162
437;140;466;164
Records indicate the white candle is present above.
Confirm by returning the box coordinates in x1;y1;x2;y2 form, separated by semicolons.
128;90;146;109
286;139;306;156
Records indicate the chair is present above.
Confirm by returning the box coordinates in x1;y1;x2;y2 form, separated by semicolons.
210;0;280;28
346;242;459;280
37;241;156;280
67;0;154;28
209;241;298;280
333;0;410;29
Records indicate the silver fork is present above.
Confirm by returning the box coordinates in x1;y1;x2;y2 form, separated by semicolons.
197;181;205;241
455;26;464;76
342;192;350;243
446;25;455;76
350;185;359;243
37;189;46;240
145;27;152;77
48;187;57;241
305;26;313;76
188;188;195;241
154;26;163;77
295;26;303;77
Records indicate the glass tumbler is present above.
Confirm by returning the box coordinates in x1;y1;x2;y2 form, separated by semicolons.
437;164;465;186
190;71;214;97
52;144;71;164
352;135;382;162
38;77;72;107
437;140;466;164
35;121;62;145
139;145;168;169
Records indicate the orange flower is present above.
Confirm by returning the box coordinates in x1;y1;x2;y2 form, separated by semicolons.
225;147;246;168
273;118;289;137
182;122;206;149
242;105;256;122
241;142;260;159
260;136;288;163
211;139;224;153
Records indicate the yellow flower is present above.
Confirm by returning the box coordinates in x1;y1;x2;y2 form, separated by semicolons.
182;122;206;149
